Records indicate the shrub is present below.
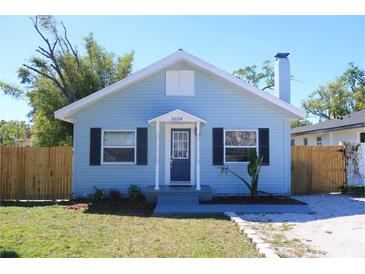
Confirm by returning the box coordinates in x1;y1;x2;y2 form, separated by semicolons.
109;189;121;200
93;186;105;200
341;186;365;196
221;150;262;200
128;184;145;203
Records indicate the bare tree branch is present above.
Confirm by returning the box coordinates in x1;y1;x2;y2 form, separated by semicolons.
62;22;80;69
51;40;57;52
262;84;274;91
31;17;51;49
30;16;74;102
302;104;331;120
54;30;68;55
35;48;50;59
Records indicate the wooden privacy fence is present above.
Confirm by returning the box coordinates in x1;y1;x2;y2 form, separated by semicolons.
291;146;346;195
0;147;72;200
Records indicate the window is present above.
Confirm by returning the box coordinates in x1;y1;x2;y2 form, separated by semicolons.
166;70;195;96
102;130;136;163
291;139;295;146
172;131;189;159
360;132;365;143
224;130;257;162
316;136;322;146
303;138;308;146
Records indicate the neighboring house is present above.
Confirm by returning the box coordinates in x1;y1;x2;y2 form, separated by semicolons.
291;110;365;185
55;50;305;198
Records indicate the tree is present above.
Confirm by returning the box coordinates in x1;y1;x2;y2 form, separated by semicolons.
233;60;274;90
302;63;365;121
0;120;31;146
0;16;134;146
291;119;312;129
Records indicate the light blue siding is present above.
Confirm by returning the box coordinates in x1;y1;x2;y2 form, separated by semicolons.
70;62;293;197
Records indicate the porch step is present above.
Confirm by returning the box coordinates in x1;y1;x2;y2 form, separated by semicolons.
145;185;213;203
157;193;199;206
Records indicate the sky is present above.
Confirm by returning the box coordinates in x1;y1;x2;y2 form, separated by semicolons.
0;16;364;123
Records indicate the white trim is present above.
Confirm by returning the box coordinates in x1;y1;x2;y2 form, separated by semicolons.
223;129;259;164
101;129;136;165
71;119;77;194
164;123;195;186
55;50;305;123
284;119;291;194
196;122;201;191
148;109;207;124
155;122;160;190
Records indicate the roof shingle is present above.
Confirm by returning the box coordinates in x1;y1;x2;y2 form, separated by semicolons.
291;110;365;135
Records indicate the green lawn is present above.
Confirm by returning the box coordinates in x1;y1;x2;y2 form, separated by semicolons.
0;201;258;258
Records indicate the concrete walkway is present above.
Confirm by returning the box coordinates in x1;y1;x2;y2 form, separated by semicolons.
153;195;315;216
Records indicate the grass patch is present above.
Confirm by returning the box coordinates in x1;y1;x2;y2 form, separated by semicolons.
280;222;295;231
0;200;258;258
250;223;324;258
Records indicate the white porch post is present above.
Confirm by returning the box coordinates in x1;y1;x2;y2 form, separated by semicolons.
155;121;160;190
196;122;201;191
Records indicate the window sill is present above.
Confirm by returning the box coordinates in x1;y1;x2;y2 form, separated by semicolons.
224;161;249;165
101;162;136;165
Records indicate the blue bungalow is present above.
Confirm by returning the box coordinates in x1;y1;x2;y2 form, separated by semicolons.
55;50;305;200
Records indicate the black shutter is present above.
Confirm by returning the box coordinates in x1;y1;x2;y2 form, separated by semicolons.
90;128;101;166
136;127;148;165
212;128;224;165
259;128;270;165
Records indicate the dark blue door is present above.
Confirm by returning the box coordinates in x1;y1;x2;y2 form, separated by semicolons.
170;129;191;182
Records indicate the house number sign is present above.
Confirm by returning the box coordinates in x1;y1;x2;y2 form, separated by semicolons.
171;116;183;121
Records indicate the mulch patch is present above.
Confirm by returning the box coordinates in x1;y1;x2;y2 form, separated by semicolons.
63;203;89;211
201;196;306;205
61;198;155;215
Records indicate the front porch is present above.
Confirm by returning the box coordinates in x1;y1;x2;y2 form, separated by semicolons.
148;109;207;191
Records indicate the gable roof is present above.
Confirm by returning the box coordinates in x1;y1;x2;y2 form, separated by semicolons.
55;50;306;123
291;110;365;135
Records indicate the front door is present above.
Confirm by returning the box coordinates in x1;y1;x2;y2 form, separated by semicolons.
170;129;191;183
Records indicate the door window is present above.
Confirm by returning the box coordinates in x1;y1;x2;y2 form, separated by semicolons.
172;131;189;159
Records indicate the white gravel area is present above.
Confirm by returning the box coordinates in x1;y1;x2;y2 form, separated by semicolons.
240;194;365;257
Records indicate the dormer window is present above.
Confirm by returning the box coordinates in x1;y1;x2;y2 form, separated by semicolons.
166;70;195;96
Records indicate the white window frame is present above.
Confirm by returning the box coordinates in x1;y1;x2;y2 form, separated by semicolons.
101;129;136;164
316;136;322;146
171;130;190;159
224;129;259;164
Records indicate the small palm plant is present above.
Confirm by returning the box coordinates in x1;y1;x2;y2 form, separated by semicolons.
221;150;262;199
